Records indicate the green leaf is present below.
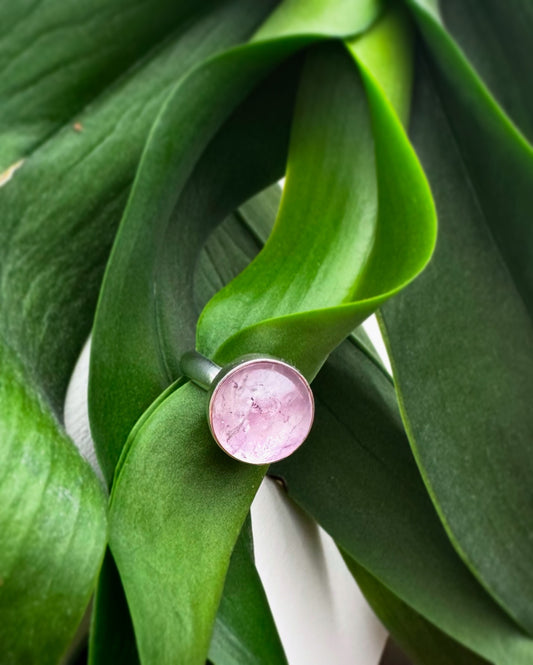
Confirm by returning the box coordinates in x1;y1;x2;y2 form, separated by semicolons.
0;344;107;665
0;0;243;169
253;0;384;40
89;553;139;665
198;15;435;379
429;0;533;144
90;515;285;665
269;333;533;665
381;7;533;634
205;179;533;664
407;0;533;314
344;554;490;665
198;199;496;663
193;215;285;665
1;0;274;417
100;49;302;664
89;47;301;482
109;380;265;664
209;516;287;665
0;1;281;661
99;8;427;662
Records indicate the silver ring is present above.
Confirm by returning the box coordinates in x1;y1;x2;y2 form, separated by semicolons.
180;351;314;465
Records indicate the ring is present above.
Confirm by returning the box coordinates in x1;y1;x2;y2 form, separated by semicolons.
180;351;315;465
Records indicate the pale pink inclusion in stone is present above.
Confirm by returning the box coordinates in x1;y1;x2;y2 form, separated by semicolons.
208;359;314;465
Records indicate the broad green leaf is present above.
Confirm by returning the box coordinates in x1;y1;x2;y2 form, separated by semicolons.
1;0;274;417
197;196;493;663
192;203;289;662
0;0;280;661
382;6;533;633
344;555;489;665
0;0;214;169
109;380;265;664
253;0;383;40
269;333;533;665
431;0;533;144
198;18;435;379
89;48;301;482
210;516;287;665
199;185;533;664
100;50;302;665
90;516;286;665
407;0;533;316
0;344;107;665
91;33;303;665
101;10;426;661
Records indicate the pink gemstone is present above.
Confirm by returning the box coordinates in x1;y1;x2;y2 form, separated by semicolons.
208;358;314;465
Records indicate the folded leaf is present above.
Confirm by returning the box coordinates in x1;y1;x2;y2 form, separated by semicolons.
202;180;533;664
0;1;281;661
102;12;424;663
92;33;302;665
198;17;435;378
89;48;300;482
253;0;383;41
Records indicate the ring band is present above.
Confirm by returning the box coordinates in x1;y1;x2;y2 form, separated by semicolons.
180;351;315;465
180;351;221;390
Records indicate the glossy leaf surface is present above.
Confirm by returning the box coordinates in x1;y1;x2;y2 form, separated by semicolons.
269;333;533;665
198;21;435;378
435;0;533;143
210;516;287;665
203;180;533;664
0;344;107;665
0;0;206;168
0;1;281;662
382;5;533;634
98;8;435;662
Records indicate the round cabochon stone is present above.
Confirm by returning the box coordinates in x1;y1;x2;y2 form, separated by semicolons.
208;358;314;465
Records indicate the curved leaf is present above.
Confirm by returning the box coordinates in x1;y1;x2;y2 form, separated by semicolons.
89;47;301;482
269;333;533;665
253;0;384;41
381;8;533;633
97;8;423;663
191;209;288;665
109;380;265;664
0;0;279;660
90;514;285;665
209;516;287;665
91;30;303;665
345;555;489;665
1;0;273;416
198;13;435;378
0;345;107;665
100;50;303;665
407;0;533;316
200;182;533;664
